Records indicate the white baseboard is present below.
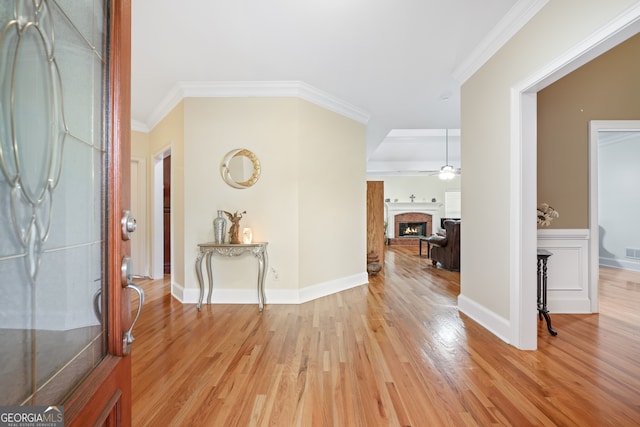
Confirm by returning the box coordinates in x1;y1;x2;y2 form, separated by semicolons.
171;272;369;306
547;298;591;313
457;294;511;345
600;256;640;272
171;281;186;302
299;273;369;304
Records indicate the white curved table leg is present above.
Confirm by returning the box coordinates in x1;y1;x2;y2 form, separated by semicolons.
195;250;205;311
256;249;268;311
206;251;214;306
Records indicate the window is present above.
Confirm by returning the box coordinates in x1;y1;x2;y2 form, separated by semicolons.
445;191;461;218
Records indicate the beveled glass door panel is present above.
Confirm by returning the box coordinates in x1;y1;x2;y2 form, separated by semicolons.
0;0;108;405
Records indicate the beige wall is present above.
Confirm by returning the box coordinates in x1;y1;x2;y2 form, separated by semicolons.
460;0;636;320
297;100;367;287
537;33;640;228
182;97;300;292
131;131;149;158
130;97;368;297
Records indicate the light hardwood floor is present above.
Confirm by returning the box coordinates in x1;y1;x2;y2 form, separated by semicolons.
131;246;640;426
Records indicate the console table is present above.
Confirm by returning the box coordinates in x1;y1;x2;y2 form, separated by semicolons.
537;249;557;336
195;242;268;312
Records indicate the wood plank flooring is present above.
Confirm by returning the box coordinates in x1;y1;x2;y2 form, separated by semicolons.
131;246;640;426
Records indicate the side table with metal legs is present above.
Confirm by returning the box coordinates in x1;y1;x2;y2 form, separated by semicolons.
537;249;557;336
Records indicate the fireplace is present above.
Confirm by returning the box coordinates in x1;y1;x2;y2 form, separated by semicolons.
391;212;432;245
399;222;427;237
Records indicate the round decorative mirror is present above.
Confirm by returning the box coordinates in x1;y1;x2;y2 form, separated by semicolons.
220;148;261;189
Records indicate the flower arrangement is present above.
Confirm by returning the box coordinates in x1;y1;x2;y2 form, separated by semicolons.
537;203;559;227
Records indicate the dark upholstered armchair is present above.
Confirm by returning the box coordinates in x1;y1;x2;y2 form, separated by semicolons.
426;220;460;271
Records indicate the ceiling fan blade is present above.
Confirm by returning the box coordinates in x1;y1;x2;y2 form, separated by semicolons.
426;166;462;178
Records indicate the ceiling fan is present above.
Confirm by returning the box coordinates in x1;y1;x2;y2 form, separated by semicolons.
433;129;461;180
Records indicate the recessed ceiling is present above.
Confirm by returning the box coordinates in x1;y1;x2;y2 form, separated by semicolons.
367;129;461;176
131;0;536;174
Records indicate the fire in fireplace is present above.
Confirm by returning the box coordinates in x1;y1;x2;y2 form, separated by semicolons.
399;222;427;237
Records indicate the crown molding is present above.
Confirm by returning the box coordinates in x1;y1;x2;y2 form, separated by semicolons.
453;0;550;84
144;84;186;132
141;81;370;132
131;119;150;133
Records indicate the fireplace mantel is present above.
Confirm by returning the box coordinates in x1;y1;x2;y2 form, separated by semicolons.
386;202;444;238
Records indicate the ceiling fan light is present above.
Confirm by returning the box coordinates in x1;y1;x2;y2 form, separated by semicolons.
438;129;459;180
439;165;455;180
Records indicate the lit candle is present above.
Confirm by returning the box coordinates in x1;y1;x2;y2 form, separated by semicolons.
242;227;253;244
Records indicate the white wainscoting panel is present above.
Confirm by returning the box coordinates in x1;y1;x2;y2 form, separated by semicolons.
537;229;591;313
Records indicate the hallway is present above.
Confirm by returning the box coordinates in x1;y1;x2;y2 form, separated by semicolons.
131;246;640;426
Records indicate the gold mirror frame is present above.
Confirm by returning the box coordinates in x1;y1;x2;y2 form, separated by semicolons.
220;148;261;189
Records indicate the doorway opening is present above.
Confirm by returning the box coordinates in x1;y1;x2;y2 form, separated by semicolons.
163;155;171;275
589;121;640;312
131;156;148;277
153;147;172;279
512;11;640;350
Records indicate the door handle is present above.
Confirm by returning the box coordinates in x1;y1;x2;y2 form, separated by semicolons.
121;256;144;355
121;210;137;240
93;288;102;322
